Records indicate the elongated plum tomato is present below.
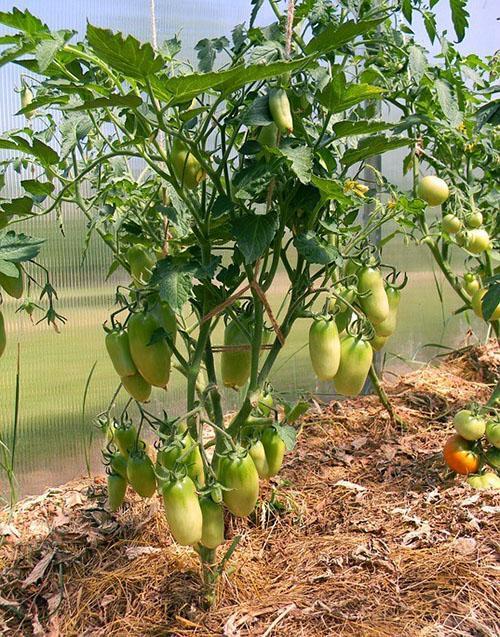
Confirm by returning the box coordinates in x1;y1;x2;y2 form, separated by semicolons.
221;317;251;389
107;473;127;512
157;432;205;486
126;245;155;288
113;423;138;458
261;427;286;477
443;434;480;475
0;264;24;299
308;317;340;381
467;472;500;490
110;452;128;480
162;475;203;546
465;211;483;229
374;287;400;337
0;310;5;359
199;495;225;549
453;409;486;441
485;420;500;448
466;229;491;254
127;451;156;498
258;390;273;416
417;175;449;206
369;333;388;352
357;267;389;325
441;214;461;234
249;440;270;479
268;88;293;135
105;328;137;377
471;289;500;321
335;335;373;397
219;452;259;517
121;372;152;402
127;311;171;387
171;139;206;189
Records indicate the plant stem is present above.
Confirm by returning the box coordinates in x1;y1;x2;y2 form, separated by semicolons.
368;364;405;429
198;545;217;608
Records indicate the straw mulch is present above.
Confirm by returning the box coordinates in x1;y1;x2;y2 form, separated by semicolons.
1;342;499;637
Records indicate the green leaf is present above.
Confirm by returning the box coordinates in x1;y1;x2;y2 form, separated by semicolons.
305;17;386;55
21;179;55;197
195;37;229;73
0;135;59;165
0;230;45;263
66;93;143;111
435;79;461;127
35;32;70;72
341;136;412;168
474;99;500;130
482;281;500;322
232;163;275;200
450;0;469;42
86;24;164;79
278;144;312;184
250;0;264;28
332;120;391;139
423;11;437;43
249;41;283;65
318;80;384;114
311;176;351;205
1;196;33;216
402;0;413;22
0;259;19;277
408;45;427;83
294;231;339;265
283;400;309;424
0;8;49;35
151;256;197;312
59;113;93;157
232;211;278;264
241;95;273;126
273;423;297;452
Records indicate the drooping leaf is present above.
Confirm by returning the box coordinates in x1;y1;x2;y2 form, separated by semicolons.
294;231;340;265
195;37;229;73
241;95;273;126
435;79;462;127
450;0;469;42
1;196;33;216
0;135;59;165
305;18;386;55
401;0;413;22
423;11;437;43
274;423;297;451
409;45;427;83
341;136;412;168
151;256;197;312
474;99;500;130
0;230;45;263
21;179;55;197
250;0;264;28
232;211;278;264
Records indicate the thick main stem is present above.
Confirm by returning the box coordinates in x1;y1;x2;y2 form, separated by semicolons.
198;545;217;608
368;365;405;429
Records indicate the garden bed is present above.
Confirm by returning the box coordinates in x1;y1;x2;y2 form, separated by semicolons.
1;342;499;637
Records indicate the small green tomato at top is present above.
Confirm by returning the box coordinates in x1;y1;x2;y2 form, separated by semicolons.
417;175;449;207
464;211;483;229
453;409;485;441
441;214;461;235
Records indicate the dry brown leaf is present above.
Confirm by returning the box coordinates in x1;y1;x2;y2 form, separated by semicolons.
22;549;55;588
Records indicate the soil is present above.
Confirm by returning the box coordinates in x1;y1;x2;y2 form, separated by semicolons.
0;342;499;637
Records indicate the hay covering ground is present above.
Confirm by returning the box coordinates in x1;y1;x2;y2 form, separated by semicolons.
0;343;499;636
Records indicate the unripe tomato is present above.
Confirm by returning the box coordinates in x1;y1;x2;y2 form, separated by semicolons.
471;289;500;321
114;423;138;458
157;432;205;486
199;495;225;549
0;264;24;299
107;473;127;512
466;229;491;254
0;310;5;359
162;475;203;545
485;420;500;448
443;434;480;474
221;318;251;389
171;139;206;189
121;372;152;402
219;452;259;517
485;446;500;470
128;311;171;387
268;88;293;135
335;309;351;333
465;211;483;229
462;274;480;296
453;409;486;441
417;175;449;206
127;451;156;498
357;267;390;325
126;245;155;287
20;85;35;119
335;335;373;397
258;390;273;416
109;452;128;480
374;287;400;337
369;333;388;351
467;472;500;490
308;317;341;381
258;122;278;151
249;440;270;479
105;328;137;378
455;230;468;247
441;214;461;234
261;427;285;477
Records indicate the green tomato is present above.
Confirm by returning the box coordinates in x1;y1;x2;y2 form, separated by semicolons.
465;211;483;229
308;317;341;381
485;420;500;448
221;317;252;389
199;495;225;549
357;267;390;325
171;139;206;189
374;286;400;337
335;335;373;397
453;409;486;441
485;446;500;470
466;228;491;254
128;311;171;388
0;264;24;299
157;432;205;486
369;333;388;351
162;475;203;545
261;427;286;477
258;123;278;159
121;372;152;403
109;452;128;480
126;245;155;288
105;328;137;378
249;440;270;479
127;451;156;498
268;88;293;135
335;309;351;333
0;310;5;359
258;390;273;416
467;472;500;490
107;473;127;512
462;274;481;296
441;214;462;234
219;452;259;517
113;423;138;458
152;300;177;345
417;175;449;206
20;85;35;119
471;289;500;321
